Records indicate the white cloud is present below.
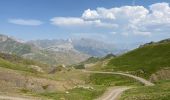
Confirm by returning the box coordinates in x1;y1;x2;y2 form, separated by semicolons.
145;2;170;25
82;6;148;22
82;9;99;19
50;17;118;28
150;2;170;12
8;19;43;26
51;2;170;36
110;32;117;35
51;17;84;26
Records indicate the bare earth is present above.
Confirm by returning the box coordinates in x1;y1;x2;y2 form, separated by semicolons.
0;95;42;100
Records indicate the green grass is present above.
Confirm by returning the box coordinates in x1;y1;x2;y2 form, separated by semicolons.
0;58;36;73
107;42;170;78
120;80;170;100
87;73;142;86
39;87;106;100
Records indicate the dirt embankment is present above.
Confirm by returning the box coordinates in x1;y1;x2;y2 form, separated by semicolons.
150;68;170;82
0;67;75;93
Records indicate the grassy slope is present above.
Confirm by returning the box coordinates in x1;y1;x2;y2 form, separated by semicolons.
0;52;51;73
107;42;170;78
104;41;170;100
0;58;36;73
120;80;170;100
0;53;47;66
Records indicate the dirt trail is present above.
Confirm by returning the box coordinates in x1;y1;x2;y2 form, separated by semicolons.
83;70;154;86
83;70;155;100
96;87;130;100
0;95;41;100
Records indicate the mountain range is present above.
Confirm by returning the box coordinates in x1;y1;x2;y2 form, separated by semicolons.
0;34;127;65
29;38;124;57
0;34;88;65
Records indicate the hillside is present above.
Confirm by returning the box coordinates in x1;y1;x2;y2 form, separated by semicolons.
83;39;170;100
0;52;97;99
107;39;170;79
0;52;135;100
0;52;50;72
72;54;116;69
0;34;34;56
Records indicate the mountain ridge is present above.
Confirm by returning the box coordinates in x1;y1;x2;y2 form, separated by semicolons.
0;34;89;65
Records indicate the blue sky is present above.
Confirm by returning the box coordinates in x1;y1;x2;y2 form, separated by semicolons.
0;0;170;44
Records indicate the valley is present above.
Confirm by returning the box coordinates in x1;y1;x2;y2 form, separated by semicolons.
0;34;169;100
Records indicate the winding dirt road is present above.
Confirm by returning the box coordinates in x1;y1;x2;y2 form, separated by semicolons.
83;70;154;100
83;70;154;86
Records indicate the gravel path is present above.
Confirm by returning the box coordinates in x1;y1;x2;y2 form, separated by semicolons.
96;87;130;100
83;70;155;100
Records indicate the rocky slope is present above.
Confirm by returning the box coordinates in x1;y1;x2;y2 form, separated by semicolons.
29;38;127;57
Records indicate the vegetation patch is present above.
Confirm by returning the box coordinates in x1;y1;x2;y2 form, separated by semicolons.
120;80;170;100
39;87;105;100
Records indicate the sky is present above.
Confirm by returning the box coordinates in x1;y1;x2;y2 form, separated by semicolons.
0;0;170;44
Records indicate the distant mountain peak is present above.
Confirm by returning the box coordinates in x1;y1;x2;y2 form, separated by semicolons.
67;38;72;43
0;34;8;42
0;34;25;43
